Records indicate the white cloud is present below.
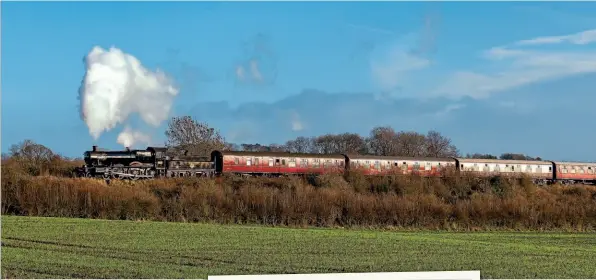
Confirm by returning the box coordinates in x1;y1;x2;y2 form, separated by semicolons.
515;29;596;46
434;103;465;118
370;43;430;91
433;28;596;99
290;111;304;131
249;60;263;82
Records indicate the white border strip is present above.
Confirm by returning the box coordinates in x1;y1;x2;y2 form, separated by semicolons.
208;271;481;280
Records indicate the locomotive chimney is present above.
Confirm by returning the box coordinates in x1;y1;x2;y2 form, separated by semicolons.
92;145;97;152
126;147;130;151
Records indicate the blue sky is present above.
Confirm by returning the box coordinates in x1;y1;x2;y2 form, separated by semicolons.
2;1;596;161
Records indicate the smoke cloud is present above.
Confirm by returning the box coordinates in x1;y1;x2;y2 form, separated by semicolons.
79;46;179;146
78;46;179;147
117;126;152;148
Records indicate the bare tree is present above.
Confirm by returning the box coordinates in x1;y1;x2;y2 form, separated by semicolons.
394;131;427;157
268;143;286;152
424;130;459;157
335;133;367;154
241;143;271;152
223;142;238;151
165;116;226;157
500;153;540;160
285;136;314;153
8;139;55;175
313;134;339;154
466;153;497;159
367;126;399;156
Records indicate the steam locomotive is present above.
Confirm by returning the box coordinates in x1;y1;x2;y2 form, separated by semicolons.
75;145;596;185
75;146;216;179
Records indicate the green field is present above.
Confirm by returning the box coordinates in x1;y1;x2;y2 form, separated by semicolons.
2;215;595;279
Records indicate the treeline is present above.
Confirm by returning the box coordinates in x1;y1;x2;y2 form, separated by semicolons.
232;129;458;158
0;116;545;179
165;116;541;160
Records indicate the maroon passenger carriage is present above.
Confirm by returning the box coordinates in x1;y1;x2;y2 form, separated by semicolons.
210;150;346;176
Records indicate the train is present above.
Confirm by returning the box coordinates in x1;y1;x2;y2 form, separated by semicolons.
74;145;596;185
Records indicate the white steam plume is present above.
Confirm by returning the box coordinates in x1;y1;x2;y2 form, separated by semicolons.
117;126;152;148
79;46;179;144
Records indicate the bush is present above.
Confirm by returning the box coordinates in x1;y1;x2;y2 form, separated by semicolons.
3;169;595;231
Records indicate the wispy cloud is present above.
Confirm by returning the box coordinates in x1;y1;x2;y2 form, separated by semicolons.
370;44;430;92
433;28;596;99
233;33;278;86
290;111;304;132
514;29;596;46
434;103;465;118
366;8;439;95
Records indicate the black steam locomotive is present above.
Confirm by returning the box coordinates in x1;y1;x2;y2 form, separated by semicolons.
75;145;216;180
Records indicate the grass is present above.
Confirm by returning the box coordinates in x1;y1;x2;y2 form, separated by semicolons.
2;215;596;279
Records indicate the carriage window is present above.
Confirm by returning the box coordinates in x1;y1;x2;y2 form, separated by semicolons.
394;162;398;167
282;159;286;165
255;158;259;166
289;159;296;167
549;167;552;171
300;159;308;167
483;164;490;172
234;157;239;165
425;162;432;170
246;159;251;166
269;159;274;166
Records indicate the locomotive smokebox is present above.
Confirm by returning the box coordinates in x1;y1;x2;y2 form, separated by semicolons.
92;145;97;152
